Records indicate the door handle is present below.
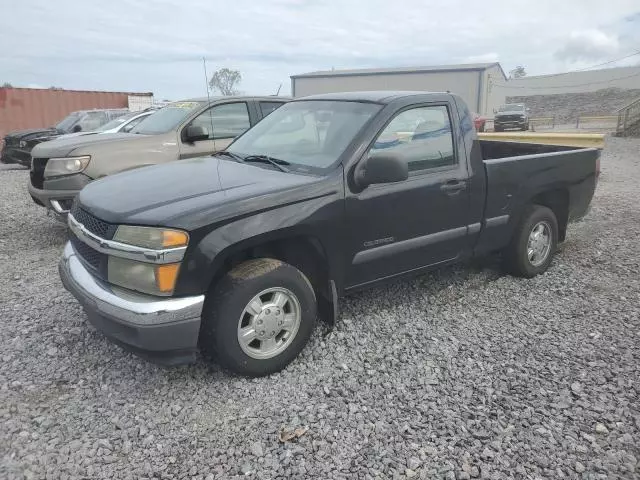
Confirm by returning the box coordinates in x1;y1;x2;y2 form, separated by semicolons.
440;180;467;193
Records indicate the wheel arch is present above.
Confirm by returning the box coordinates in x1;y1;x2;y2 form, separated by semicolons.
203;229;339;325
530;188;569;241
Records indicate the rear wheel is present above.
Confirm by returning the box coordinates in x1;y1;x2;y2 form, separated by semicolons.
199;258;317;377
503;205;558;278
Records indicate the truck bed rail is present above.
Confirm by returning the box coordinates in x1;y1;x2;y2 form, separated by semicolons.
478;132;605;149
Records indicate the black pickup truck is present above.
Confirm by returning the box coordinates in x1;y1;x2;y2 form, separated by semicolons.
58;91;600;376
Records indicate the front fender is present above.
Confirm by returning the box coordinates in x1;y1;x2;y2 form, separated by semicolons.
174;190;346;297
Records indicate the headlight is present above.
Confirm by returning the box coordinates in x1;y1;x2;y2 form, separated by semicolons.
107;225;189;296
44;156;91;178
113;225;189;249
108;257;181;296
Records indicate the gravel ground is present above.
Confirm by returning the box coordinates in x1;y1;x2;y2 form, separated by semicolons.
1;138;639;480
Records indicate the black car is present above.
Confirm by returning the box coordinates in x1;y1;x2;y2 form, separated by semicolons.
59;92;600;376
1;109;128;166
493;103;530;131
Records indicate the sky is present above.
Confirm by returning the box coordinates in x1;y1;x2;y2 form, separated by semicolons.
2;0;639;100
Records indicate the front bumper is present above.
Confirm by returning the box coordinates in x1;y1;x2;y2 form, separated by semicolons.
1;145;31;165
28;173;91;220
59;242;205;365
28;183;78;220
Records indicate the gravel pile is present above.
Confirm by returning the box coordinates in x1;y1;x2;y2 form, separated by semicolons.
1;138;639;479
507;87;640;123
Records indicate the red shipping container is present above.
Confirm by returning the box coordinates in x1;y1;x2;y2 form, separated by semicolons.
0;87;153;144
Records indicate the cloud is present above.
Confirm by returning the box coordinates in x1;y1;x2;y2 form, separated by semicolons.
1;1;639;98
464;53;500;64
554;30;621;62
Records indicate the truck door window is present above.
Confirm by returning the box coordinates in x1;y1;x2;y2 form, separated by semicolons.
191;103;251;140
259;101;285;118
370;106;456;172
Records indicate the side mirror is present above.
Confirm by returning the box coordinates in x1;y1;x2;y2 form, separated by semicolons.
492;108;497;114
72;125;82;133
355;152;408;188
185;125;209;142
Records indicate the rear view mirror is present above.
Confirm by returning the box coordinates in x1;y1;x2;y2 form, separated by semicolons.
185;125;209;142
355;152;408;188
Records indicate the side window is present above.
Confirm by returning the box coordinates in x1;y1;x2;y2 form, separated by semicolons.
370;106;456;172
190;103;251;140
78;111;108;131
259;101;285;118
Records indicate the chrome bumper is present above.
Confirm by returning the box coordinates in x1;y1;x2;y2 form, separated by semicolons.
59;242;205;364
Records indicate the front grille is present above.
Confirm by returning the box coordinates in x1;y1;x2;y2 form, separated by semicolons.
70;234;105;274
70;202;116;239
30;158;48;189
498;115;523;122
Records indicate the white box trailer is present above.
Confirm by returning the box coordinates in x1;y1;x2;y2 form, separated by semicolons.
128;94;155;112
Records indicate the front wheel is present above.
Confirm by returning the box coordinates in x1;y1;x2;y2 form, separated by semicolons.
503;205;558;278
199;258;317;377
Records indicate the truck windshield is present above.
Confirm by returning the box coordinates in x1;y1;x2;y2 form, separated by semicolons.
131;102;203;135
227;100;381;172
499;104;525;112
55;112;82;132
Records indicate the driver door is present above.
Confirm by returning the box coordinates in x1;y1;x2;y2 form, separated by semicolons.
344;104;471;288
179;102;251;159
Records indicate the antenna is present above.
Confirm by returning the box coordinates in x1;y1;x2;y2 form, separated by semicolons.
275;83;282;96
202;56;215;138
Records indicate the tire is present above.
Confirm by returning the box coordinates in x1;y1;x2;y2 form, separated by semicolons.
494;126;502;132
479;124;485;133
503;205;558;278
199;258;317;377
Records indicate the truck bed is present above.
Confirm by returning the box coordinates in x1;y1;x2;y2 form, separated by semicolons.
474;140;600;256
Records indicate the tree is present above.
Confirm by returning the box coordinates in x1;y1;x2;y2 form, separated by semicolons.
208;68;242;95
1;82;12;88
509;66;527;79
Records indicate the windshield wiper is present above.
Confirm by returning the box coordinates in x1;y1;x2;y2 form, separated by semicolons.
243;155;290;173
213;150;245;163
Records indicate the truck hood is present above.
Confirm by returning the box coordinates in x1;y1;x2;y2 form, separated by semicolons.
54;131;99;141
4;128;61;142
77;157;327;230
31;132;145;157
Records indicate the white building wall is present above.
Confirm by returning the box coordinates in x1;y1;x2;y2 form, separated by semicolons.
292;70;481;113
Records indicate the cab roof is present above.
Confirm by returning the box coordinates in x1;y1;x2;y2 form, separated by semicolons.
295;91;450;103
